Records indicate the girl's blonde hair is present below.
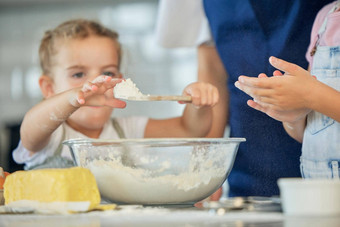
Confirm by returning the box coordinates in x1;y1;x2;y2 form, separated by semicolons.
39;19;121;75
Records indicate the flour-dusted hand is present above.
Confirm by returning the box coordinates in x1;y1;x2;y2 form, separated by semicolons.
75;75;126;108
180;82;219;108
235;56;317;110
234;56;318;123
233;56;340;143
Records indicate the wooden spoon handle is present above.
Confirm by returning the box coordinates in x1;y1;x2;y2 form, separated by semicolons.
145;95;192;102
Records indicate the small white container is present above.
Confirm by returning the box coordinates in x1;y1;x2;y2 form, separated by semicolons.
278;178;340;216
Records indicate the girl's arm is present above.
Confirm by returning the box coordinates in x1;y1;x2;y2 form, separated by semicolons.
21;76;125;152
282;118;307;143
145;45;226;138
197;45;228;138
21;88;80;152
283;78;340;143
144;81;219;138
307;79;340;122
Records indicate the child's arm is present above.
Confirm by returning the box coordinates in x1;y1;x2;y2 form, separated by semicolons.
20;76;125;152
235;56;340;142
197;45;228;138
144;82;219;138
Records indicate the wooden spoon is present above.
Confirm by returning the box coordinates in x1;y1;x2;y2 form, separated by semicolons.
117;95;192;102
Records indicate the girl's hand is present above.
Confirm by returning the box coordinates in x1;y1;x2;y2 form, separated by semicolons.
74;75;126;108
234;56;316;123
246;98;310;124
180;82;219;108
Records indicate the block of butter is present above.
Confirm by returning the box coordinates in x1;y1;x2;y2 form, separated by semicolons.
4;167;100;210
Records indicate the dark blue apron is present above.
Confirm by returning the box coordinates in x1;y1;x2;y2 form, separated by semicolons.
203;0;333;196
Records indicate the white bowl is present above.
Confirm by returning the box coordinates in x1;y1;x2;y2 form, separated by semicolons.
64;138;245;206
278;178;340;216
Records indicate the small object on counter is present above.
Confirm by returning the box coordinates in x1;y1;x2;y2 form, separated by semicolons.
0;167;10;189
0;191;3;206
4;167;101;211
0;167;10;205
201;196;282;214
278;178;340;216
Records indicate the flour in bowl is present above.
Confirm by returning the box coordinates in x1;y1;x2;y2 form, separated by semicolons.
79;146;231;205
114;78;147;99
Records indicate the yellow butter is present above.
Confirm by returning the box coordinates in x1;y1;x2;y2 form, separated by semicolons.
4;167;100;209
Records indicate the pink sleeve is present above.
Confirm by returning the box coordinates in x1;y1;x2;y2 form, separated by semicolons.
305;2;337;67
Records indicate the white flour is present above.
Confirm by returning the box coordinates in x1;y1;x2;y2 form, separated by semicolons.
113;78;147;99
79;146;232;205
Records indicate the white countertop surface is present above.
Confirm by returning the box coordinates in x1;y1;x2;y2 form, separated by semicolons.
0;206;339;227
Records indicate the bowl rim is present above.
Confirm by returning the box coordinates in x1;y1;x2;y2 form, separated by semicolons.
62;137;246;146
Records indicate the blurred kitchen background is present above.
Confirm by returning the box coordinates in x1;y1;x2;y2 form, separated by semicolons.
0;0;198;171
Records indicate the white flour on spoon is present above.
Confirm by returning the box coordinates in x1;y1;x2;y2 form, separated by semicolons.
114;78;148;99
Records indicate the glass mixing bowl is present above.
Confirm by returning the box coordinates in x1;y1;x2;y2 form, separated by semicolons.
63;138;245;206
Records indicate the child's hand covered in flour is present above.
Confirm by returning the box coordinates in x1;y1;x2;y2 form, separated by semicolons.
75;75;126;108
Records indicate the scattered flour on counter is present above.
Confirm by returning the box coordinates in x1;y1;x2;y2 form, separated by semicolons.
113;78;147;99
79;147;231;205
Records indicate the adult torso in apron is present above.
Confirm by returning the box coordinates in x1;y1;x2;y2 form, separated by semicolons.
301;1;340;179
203;0;333;196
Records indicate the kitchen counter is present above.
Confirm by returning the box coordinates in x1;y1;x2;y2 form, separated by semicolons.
0;206;339;227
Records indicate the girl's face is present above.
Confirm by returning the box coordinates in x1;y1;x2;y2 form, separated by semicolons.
50;36;121;132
